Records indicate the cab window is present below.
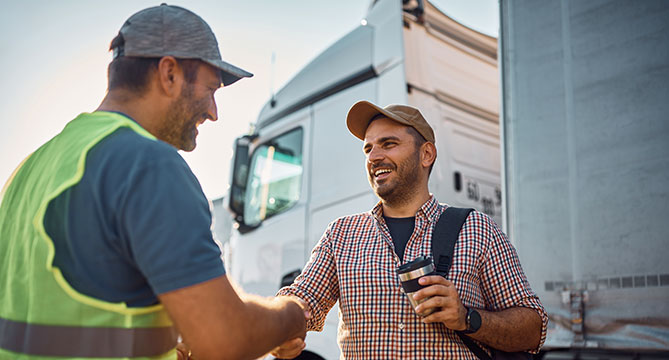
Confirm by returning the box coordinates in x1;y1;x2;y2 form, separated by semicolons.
244;128;303;227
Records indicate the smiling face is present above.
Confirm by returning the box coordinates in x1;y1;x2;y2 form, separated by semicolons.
363;117;424;206
159;62;221;151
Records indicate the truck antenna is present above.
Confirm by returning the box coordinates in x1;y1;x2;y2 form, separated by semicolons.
270;51;277;108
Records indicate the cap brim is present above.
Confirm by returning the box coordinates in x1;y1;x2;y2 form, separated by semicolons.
346;100;413;141
204;58;253;86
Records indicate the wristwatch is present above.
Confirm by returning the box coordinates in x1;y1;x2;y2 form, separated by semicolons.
462;306;482;334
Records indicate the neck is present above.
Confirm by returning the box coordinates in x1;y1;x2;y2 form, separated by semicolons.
97;89;165;136
381;188;431;218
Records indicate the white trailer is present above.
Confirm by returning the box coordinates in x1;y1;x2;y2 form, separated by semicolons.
500;0;669;358
224;0;500;358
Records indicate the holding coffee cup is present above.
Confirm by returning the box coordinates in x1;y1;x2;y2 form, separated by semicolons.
397;256;437;317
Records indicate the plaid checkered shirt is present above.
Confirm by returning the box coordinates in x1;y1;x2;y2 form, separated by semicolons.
278;196;548;359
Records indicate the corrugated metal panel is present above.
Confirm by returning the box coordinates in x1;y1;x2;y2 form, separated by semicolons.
501;0;669;351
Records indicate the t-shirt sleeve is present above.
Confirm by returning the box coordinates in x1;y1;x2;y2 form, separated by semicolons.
117;150;225;295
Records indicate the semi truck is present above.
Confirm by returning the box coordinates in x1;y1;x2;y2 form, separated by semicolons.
222;0;500;358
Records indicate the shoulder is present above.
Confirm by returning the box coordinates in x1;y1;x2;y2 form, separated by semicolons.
452;208;499;243
83;127;205;212
458;210;512;260
94;127;184;167
463;210;497;230
435;203;497;232
329;211;375;230
323;211;376;243
88;128;196;187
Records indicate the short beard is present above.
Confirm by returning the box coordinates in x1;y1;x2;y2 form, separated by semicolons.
372;149;422;208
160;83;199;151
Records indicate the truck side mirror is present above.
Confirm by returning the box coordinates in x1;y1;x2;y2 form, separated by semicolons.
280;269;302;289
228;135;255;224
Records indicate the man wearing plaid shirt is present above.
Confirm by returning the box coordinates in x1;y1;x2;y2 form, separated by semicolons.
273;100;548;359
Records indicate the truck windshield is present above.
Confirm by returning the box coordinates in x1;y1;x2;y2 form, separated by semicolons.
244;128;303;227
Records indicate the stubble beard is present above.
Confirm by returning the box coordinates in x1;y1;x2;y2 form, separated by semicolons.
159;83;203;152
370;150;422;208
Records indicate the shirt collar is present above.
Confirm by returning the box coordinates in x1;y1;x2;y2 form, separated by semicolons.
371;195;440;224
95;110;138;124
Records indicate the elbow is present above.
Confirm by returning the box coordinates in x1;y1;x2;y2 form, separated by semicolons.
523;311;544;352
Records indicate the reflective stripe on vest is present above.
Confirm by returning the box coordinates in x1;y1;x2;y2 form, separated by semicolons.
0;317;178;358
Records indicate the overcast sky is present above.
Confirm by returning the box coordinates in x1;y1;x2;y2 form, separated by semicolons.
0;0;498;200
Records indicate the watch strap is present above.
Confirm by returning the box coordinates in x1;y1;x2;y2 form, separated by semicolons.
462;306;481;334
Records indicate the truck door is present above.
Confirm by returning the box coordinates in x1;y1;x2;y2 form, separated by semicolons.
228;108;311;297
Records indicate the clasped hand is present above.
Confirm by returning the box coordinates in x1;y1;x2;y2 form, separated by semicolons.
412;275;468;331
269;296;311;359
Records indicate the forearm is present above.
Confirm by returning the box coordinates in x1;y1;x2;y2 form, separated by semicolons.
159;276;306;360
187;297;304;360
276;235;339;332
468;307;542;352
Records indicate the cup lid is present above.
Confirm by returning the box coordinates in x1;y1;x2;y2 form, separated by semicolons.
397;256;433;274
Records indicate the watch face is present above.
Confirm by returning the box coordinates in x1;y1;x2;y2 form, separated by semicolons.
464;307;482;334
469;308;482;332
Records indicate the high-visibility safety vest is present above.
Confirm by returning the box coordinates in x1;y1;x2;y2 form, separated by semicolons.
0;112;178;359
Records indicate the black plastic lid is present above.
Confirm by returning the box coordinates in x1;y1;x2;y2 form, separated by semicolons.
397;256;433;274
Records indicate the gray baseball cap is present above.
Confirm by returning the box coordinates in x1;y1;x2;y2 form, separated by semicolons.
112;4;252;86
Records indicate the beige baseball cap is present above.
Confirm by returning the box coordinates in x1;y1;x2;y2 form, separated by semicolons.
346;101;435;143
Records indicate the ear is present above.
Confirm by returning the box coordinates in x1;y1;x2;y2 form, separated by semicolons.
420;142;437;170
156;56;184;97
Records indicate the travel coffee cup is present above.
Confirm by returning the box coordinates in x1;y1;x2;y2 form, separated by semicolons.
397;256;436;317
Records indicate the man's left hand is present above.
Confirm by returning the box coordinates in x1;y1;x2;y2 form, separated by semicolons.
412;275;468;331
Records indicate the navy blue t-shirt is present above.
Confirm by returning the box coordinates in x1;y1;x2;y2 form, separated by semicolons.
44;123;225;307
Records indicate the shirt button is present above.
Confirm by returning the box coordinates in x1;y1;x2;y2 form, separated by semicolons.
398;322;405;330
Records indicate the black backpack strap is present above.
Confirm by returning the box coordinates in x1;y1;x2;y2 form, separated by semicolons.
431;207;474;277
432;207;493;360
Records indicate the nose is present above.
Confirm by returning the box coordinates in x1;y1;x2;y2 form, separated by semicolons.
367;145;384;164
207;94;218;122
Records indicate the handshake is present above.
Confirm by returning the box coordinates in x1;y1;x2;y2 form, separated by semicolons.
166;278;312;360
268;296;312;359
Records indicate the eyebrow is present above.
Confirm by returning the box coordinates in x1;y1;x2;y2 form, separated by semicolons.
377;136;401;143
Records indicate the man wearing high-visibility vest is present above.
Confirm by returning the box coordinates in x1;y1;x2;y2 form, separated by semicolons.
0;5;307;360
